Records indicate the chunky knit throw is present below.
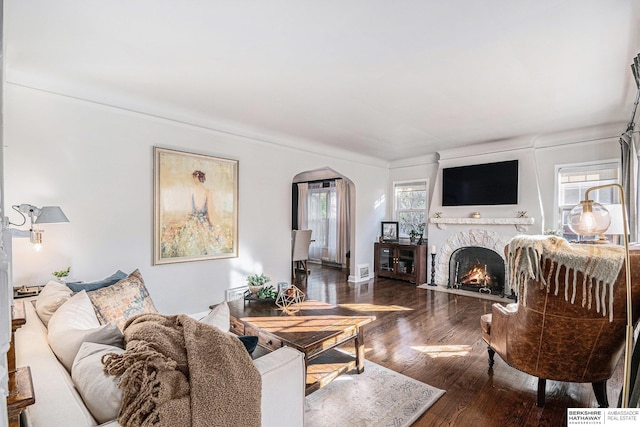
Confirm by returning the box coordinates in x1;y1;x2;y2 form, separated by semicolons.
508;235;624;321
102;313;261;427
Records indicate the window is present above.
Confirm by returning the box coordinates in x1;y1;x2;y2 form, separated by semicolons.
307;181;337;261
394;180;428;237
556;162;620;240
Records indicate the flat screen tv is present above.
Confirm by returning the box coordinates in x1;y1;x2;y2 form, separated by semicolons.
442;160;518;206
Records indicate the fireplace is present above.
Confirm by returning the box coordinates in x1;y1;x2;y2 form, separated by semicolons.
448;246;505;296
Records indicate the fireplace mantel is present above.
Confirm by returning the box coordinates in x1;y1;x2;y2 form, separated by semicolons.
429;217;535;232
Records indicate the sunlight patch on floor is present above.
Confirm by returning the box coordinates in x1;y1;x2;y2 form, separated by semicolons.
338;303;413;312
411;344;472;358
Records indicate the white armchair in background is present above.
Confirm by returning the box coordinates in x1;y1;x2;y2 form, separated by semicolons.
291;230;312;277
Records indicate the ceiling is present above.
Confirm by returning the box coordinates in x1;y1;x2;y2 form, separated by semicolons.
5;1;640;163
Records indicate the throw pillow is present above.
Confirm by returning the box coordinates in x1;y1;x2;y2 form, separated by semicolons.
72;342;124;424
238;335;259;356
48;291;124;371
35;281;73;326
66;270;128;293
198;301;230;333
87;269;158;330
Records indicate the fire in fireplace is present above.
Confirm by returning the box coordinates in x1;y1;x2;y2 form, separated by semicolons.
448;246;505;296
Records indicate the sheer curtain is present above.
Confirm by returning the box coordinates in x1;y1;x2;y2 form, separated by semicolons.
307;182;336;261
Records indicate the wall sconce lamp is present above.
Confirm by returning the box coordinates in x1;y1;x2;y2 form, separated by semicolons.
567;183;633;407
8;204;69;250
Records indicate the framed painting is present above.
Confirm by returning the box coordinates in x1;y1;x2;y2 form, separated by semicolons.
154;147;238;264
381;221;399;242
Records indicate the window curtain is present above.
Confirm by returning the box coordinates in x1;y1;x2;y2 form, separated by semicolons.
335;179;350;265
620;130;638;241
297;183;309;230
621;52;639;408
623;129;640;408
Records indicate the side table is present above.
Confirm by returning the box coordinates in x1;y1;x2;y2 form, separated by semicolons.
8;302;26;373
7;367;35;427
13;285;44;299
6;301;36;425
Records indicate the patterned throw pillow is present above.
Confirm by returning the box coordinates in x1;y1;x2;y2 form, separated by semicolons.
87;269;158;330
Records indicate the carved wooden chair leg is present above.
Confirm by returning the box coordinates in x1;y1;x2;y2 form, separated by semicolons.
487;346;495;367
537;378;546;407
592;380;609;408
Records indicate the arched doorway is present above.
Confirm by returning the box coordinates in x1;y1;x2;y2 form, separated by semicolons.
292;167;355;277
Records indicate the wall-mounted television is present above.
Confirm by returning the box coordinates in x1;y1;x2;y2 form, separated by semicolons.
442;160;518;206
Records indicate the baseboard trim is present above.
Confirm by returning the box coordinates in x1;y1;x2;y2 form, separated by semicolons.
348;275;372;284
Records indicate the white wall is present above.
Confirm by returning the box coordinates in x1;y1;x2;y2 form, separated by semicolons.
534;132;621;232
389;127;623;284
390;129;622;238
386;154;439;222
3;84;388;314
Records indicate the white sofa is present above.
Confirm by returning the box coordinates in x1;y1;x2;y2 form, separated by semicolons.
15;298;306;427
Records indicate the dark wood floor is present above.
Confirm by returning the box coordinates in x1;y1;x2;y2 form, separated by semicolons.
293;265;624;427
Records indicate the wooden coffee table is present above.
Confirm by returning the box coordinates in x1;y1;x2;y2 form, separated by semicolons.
227;298;375;394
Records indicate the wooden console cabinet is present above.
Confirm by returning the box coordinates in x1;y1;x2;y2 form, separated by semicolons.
374;242;427;284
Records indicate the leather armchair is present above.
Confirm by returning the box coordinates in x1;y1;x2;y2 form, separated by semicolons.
481;246;640;407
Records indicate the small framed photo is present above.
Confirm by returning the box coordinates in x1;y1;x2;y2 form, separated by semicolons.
381;221;399;242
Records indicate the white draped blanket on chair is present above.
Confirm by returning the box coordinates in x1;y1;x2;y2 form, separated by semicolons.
507;236;624;321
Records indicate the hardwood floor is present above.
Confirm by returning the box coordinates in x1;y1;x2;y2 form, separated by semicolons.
293;265;624;427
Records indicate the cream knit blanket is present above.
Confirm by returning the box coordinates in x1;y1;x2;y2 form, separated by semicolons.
508;235;624;321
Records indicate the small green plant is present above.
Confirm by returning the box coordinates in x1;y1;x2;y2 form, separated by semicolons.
52;266;71;278
246;273;271;287
256;285;278;299
409;222;426;238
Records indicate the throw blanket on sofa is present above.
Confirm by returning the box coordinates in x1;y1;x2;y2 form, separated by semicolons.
508;235;624;321
102;313;261;427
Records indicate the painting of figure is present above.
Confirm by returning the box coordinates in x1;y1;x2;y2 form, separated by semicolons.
154;147;238;264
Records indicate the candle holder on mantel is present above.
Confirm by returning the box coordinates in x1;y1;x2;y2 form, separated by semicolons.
428;251;437;286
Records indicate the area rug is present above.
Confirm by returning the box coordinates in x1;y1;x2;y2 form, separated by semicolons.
417;283;513;303
304;360;444;427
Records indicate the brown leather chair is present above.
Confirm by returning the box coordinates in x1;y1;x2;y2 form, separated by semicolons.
481;246;640;407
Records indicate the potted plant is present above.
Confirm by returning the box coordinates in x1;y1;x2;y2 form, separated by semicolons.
246;273;271;295
52;266;71;283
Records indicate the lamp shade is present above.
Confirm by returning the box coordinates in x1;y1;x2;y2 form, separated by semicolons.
33;206;69;224
603;204;627;235
567;200;611;236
